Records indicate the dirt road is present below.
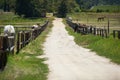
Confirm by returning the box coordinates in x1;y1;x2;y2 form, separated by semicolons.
43;18;120;80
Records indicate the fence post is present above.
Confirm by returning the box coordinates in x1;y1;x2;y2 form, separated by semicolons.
0;50;7;70
118;31;120;39
105;29;108;38
108;18;110;35
3;36;8;51
0;36;8;70
101;29;104;37
17;32;20;53
90;26;92;33
96;28;98;35
93;27;96;35
113;30;116;38
21;32;25;48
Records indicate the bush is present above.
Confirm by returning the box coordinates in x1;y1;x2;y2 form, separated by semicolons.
96;9;103;13
74;7;81;12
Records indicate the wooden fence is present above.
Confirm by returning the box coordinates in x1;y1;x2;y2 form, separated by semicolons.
66;18;108;38
17;21;49;53
0;21;49;70
113;30;120;39
0;36;9;71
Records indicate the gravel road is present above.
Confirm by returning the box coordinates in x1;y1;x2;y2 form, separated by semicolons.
43;18;120;80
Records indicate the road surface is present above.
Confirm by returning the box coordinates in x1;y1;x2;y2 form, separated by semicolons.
43;18;120;80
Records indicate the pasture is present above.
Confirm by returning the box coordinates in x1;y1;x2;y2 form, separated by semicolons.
67;12;120;33
0;12;47;27
90;5;120;12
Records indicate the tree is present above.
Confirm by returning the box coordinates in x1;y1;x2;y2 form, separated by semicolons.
15;0;44;17
57;0;68;18
15;0;33;17
0;0;16;12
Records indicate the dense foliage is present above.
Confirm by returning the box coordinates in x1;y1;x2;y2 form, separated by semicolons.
57;0;68;18
0;0;15;11
76;0;120;9
0;0;120;17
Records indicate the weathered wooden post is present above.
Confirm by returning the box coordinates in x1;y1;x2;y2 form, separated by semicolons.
100;29;102;36
0;36;3;49
0;35;8;70
23;32;25;47
90;26;92;33
108;18;110;35
118;31;120;39
85;27;87;34
93;27;96;35
17;32;20;53
20;32;22;49
105;29;107;38
113;30;116;38
0;50;7;70
3;35;8;51
101;29;104;37
97;28;99;35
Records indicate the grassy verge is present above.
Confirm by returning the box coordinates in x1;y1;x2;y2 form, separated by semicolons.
64;19;120;64
0;18;53;80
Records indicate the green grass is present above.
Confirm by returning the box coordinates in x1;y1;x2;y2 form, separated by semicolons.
90;5;120;12
0;18;53;80
67;12;120;33
0;12;50;34
64;19;120;64
0;12;48;26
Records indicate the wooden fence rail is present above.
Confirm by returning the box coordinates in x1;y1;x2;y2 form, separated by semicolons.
0;21;49;70
16;21;49;53
66;18;108;38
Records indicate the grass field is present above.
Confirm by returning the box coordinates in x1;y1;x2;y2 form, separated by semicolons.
0;12;48;26
0;13;53;80
67;12;120;33
90;5;120;12
0;12;50;34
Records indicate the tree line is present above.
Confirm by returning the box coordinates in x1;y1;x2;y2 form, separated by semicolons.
76;0;120;10
0;0;119;18
0;0;79;18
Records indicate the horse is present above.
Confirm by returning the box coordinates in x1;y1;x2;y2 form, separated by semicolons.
97;16;106;22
